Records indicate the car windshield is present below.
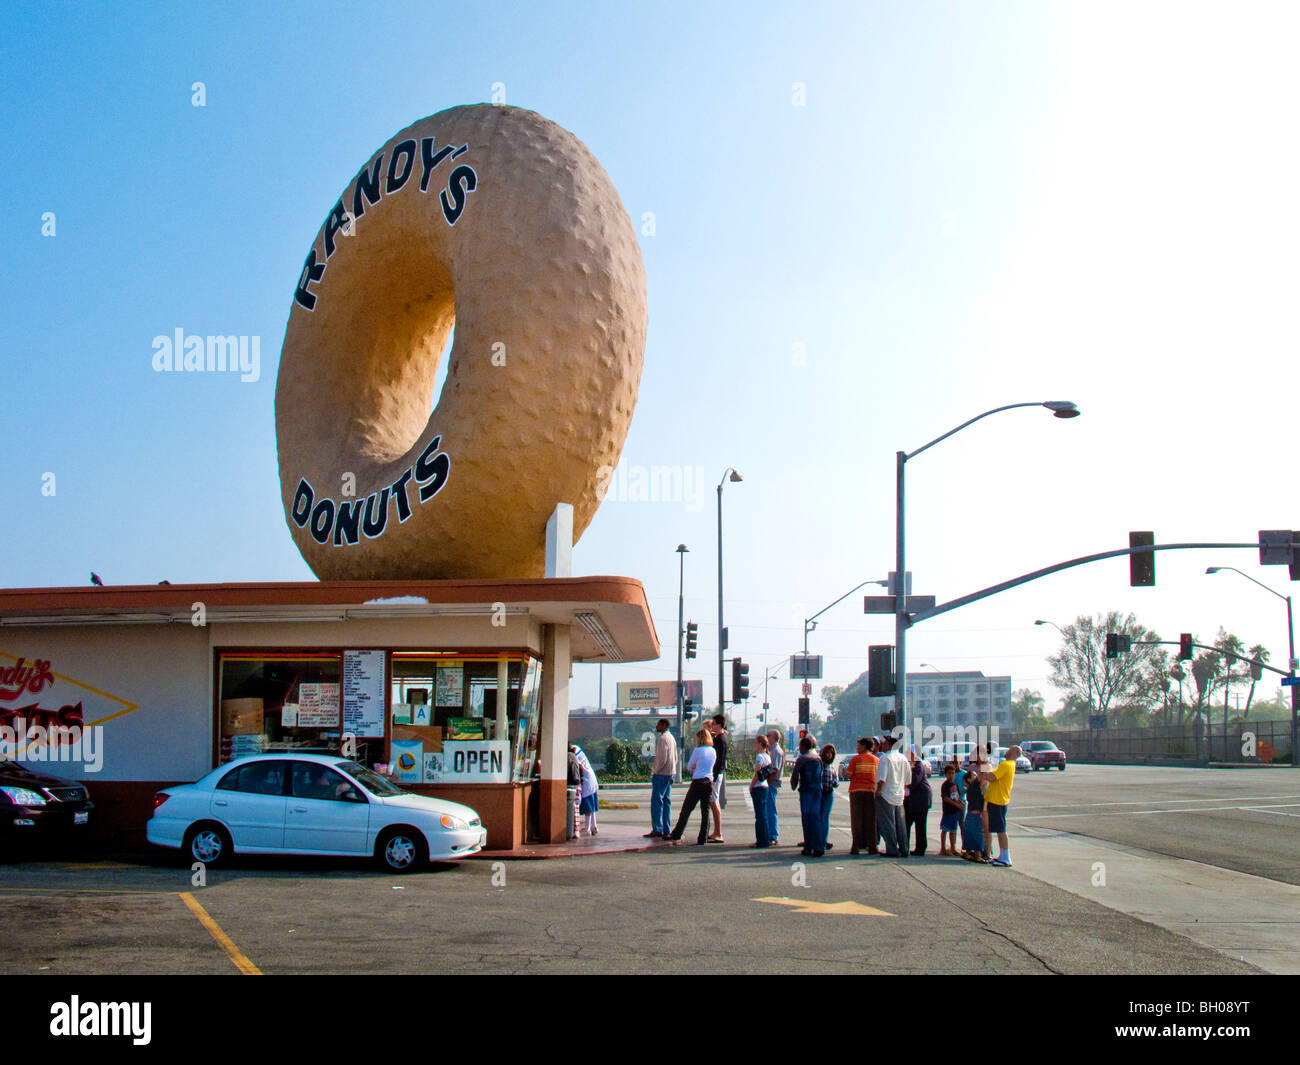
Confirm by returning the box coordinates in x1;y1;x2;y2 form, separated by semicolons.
336;760;405;797
1033;742;1058;751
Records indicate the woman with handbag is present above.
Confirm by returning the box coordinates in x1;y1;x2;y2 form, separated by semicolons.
668;729;716;845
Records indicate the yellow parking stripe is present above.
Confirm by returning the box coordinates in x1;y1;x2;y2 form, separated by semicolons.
178;892;262;975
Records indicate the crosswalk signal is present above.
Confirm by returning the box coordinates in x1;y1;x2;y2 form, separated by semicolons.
1106;633;1131;658
1179;633;1194;661
732;659;750;703
868;645;896;697
1129;531;1155;586
685;622;698;659
880;710;897;732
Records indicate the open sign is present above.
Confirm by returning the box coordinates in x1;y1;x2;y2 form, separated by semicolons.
431;740;511;783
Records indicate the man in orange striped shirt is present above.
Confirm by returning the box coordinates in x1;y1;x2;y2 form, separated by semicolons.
846;737;879;855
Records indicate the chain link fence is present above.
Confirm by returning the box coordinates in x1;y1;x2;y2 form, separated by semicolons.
1018;719;1293;765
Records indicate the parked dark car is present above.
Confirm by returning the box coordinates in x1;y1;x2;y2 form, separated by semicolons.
1020;740;1067;770
0;760;94;852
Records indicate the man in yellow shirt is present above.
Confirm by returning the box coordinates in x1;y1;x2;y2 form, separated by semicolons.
979;745;1020;867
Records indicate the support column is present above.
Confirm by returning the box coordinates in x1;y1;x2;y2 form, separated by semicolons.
495;657;509;741
538;622;572;842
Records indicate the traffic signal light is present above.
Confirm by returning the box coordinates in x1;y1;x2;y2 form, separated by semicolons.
1179;633;1194;661
797;697;810;724
685;622;698;659
732;659;750;703
880;711;897;732
1129;531;1155;586
1258;530;1300;580
868;645;896;697
683;697;693;716
1106;633;1131;658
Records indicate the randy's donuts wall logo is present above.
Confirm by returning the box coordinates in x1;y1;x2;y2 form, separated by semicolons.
275;104;648;581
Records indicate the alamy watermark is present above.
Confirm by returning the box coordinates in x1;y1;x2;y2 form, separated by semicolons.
151;329;261;382
885;719;1002;755
596;460;706;512
0;718;104;772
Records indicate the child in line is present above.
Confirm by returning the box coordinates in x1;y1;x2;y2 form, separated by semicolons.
962;756;988;862
953;757;971;854
749;735;772;848
939;763;963;856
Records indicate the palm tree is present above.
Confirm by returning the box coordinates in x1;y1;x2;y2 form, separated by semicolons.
1244;644;1269;718
1168;662;1187;725
1214;630;1247;710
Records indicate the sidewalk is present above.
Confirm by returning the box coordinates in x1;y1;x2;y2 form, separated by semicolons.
472;822;673;860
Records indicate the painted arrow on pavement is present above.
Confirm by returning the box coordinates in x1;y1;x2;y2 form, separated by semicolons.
753;897;894;916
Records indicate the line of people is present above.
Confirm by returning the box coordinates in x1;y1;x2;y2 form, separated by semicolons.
650;722;1020;867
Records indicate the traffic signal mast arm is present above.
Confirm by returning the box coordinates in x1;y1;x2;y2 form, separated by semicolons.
1128;639;1290;678
905;541;1266;628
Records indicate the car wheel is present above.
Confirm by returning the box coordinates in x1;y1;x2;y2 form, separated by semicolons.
184;822;231;867
377;827;427;873
1058;764;1066;771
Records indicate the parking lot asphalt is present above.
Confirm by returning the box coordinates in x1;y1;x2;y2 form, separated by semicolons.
0;765;1292;976
0;846;1263;976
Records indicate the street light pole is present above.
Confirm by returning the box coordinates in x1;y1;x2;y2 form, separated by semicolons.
805;580;885;655
676;544;688;757
896;401;1080;731
718;468;742;719
1207;565;1298;766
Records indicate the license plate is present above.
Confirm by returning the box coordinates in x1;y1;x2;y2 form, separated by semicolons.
477;829;487;848
73;811;89;825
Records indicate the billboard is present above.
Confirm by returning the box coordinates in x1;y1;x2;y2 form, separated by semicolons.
616;680;703;709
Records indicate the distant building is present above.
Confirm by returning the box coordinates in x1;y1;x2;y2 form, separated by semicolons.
907;671;1012;730
568;708;661;745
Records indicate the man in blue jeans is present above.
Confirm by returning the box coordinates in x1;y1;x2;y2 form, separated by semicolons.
765;729;785;844
645;718;677;839
789;735;824;857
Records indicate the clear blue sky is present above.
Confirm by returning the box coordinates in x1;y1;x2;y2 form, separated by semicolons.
4;1;1298;724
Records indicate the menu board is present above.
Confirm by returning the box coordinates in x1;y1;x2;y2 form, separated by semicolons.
436;663;465;708
297;683;341;727
343;650;386;738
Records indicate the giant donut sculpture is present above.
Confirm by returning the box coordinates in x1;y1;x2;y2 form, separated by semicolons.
276;104;647;580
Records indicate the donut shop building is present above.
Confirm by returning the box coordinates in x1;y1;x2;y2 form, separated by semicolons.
0;577;657;851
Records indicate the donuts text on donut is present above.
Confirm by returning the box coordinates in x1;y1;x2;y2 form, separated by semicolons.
290;436;451;547
294;137;478;312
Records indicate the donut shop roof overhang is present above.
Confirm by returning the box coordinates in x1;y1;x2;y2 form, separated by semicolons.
0;576;660;664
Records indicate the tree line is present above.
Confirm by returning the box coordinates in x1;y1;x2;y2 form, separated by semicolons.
1037;611;1285;728
814;610;1289;737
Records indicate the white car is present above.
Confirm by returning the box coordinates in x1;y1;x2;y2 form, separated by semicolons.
147;754;486;872
991;747;1032;773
